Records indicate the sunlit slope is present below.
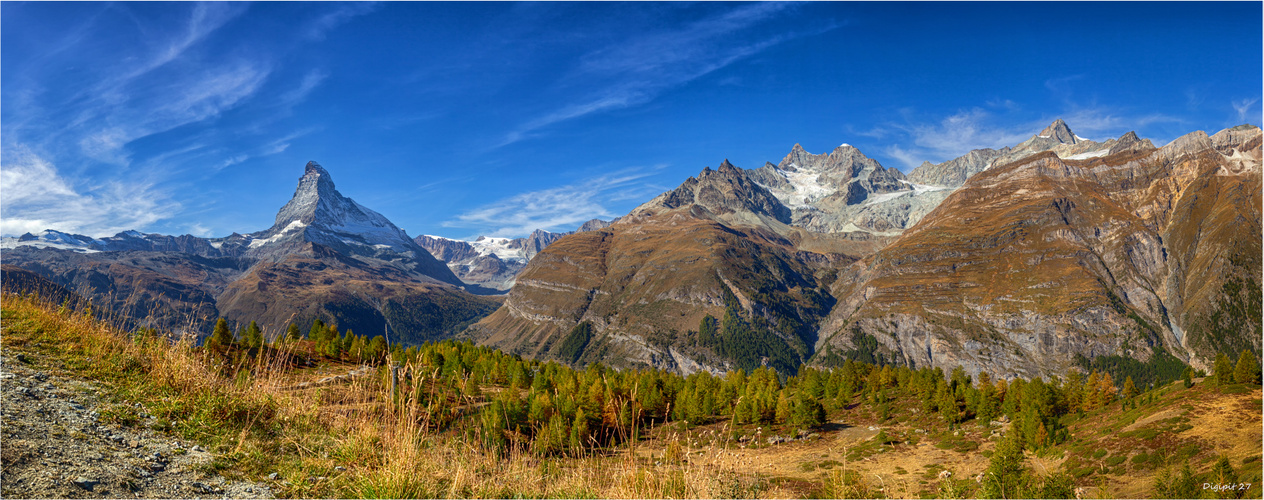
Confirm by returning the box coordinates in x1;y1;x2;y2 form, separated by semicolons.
821;125;1261;378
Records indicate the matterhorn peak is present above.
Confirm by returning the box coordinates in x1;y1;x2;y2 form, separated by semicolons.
1038;119;1078;144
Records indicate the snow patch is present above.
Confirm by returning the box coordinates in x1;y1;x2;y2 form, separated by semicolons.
471;237;526;262
756;164;835;209
1059;149;1110;160
248;220;307;248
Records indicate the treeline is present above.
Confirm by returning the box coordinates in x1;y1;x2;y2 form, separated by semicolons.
197;313;1258;464
360;339;1194;458
203;317;392;364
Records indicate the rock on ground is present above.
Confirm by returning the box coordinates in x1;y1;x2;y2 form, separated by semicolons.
0;352;274;499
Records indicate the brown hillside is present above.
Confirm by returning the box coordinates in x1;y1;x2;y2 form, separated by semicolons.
820;126;1262;378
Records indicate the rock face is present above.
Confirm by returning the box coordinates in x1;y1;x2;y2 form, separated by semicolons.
818;125;1261;378
906;148;1008;188
746;144;943;234
2;162;498;344
634;160;793;225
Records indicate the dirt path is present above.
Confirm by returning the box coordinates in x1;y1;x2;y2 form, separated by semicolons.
1;351;274;499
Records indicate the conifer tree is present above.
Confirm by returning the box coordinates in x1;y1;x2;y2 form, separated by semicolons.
342;329;355;354
209;318;233;348
1215;352;1235;385
1097;372;1117;406
309;318;325;340
1122;376;1138;399
245;321;263;349
774;389;791;424
286;323;301;341
1234;350;1260;385
981;431;1029;499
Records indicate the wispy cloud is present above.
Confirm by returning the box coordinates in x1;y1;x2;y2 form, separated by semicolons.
499;3;832;146
882;108;1034;168
219;129;316;169
1233;98;1259;123
446;166;666;237
279;69;329;107
0;147;178;237
304;2;379;41
71;61;272;165
879;104;1186;169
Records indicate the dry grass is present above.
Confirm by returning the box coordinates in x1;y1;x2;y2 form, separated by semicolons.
0;292;784;498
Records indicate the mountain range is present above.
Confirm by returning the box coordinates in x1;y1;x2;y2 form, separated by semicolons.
2;162;500;344
465;120;1261;379
3;121;1258;381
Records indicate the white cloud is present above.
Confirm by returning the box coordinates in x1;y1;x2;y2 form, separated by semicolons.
305;3;379;41
447;166;666;237
0;147;179;237
885;108;1033;168
279;69;329;107
499;3;832;146
1233;98;1259;123
880;105;1185;169
217;129;313;170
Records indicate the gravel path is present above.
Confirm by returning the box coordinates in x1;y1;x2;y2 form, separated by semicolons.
1;351;275;499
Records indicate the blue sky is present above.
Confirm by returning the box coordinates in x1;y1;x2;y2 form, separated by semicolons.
3;2;1260;240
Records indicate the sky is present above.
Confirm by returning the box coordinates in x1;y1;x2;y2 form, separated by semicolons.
3;2;1261;241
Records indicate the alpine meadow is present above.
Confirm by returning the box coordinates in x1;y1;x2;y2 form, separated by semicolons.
2;2;1261;499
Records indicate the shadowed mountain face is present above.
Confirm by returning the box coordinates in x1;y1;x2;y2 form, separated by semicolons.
469;122;1260;378
2;162;498;343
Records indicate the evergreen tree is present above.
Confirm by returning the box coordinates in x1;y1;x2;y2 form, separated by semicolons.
980;431;1029;499
342;329;356;354
1211;455;1240;499
774;390;791;424
209;318;234;348
1122;376;1138;399
323;330;341;358
368;335;387;362
1153;463;1199;499
1082;371;1100;411
286;323;301;341
245;321;263;349
308;319;325;342
1215;352;1235;385
1234;350;1260;385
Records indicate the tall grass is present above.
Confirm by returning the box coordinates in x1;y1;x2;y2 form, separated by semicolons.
0;292;774;499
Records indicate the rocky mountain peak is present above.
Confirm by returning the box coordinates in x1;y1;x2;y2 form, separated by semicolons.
1038;119;1077;144
633;161;792;224
273;161;345;229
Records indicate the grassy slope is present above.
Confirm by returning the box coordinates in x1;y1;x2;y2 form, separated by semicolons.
3;292;1258;499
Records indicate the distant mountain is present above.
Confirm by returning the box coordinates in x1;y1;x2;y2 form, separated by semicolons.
415;229;570;291
467;159;891;374
3;162;498;344
746;144;937;235
906;119;1153;188
468;121;1260;380
819;124;1261;377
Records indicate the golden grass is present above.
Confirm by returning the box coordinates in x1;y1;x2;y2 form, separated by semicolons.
0;292;800;499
